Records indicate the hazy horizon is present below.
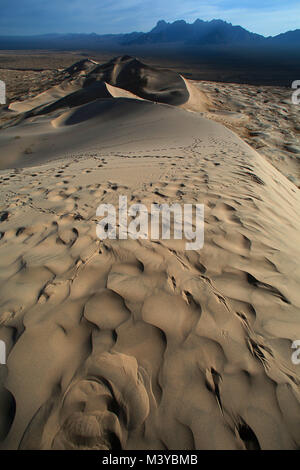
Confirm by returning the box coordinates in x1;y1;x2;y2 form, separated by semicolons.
1;17;300;39
0;0;299;37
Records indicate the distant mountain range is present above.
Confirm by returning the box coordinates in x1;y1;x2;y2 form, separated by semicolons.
123;19;300;46
122;19;266;45
0;19;299;50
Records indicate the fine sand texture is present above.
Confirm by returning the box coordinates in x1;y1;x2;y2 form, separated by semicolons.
196;80;300;188
0;57;300;450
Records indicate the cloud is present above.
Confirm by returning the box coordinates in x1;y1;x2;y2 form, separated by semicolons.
0;0;299;36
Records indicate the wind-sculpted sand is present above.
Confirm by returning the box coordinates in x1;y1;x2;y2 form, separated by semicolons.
0;57;300;450
196;80;300;188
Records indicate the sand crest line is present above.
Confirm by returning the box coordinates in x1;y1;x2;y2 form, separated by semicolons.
96;195;204;250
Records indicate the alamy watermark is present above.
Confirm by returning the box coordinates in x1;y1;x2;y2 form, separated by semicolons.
96;196;204;250
0;80;6;105
291;340;300;365
0;340;6;365
291;80;300;105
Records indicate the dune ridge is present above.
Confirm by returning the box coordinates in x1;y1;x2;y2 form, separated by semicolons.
0;57;299;450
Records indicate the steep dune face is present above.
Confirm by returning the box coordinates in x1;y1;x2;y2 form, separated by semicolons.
2;56;210;141
0;58;300;450
5;55;192;118
7;82;112;124
8;82;81;114
85;55;190;106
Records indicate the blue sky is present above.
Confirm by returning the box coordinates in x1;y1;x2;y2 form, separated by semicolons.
0;0;299;36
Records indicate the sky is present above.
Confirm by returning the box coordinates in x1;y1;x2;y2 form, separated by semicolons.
0;0;299;37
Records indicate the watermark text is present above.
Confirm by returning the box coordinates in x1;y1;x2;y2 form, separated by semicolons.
96;196;204;250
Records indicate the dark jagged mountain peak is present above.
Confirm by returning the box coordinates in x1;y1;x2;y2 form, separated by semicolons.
123;18;265;45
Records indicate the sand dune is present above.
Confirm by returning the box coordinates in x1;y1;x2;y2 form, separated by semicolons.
0;57;300;450
8;81;81;114
0;95;215;170
3;56;209;129
86;55;190;106
180;76;210;112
